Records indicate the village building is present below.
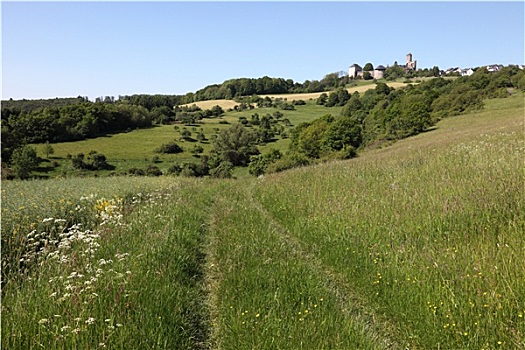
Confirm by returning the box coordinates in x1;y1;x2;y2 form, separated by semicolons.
461;68;475;76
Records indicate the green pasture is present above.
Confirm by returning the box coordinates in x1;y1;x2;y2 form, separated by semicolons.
3;93;524;348
33;99;343;177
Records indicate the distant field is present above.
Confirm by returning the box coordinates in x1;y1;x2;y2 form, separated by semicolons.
183;99;241;110
263;81;410;100
33;99;344;176
182;81;410;109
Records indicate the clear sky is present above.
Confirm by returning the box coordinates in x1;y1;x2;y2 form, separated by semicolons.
2;1;524;100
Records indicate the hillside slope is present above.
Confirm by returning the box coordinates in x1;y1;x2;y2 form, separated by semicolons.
183;81;410;109
2;94;523;349
204;93;524;349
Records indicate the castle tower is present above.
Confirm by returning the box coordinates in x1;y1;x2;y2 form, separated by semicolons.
405;53;417;71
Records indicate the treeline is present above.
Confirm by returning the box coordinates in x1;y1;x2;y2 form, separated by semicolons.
1;98;228;165
1;102;152;163
254;66;525;175
179;73;349;103
1;96;89;113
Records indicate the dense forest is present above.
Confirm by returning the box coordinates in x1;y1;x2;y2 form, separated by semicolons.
2;65;524;179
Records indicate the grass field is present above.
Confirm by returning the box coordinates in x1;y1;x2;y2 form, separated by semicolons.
3;92;524;348
33;98;344;177
32;80;413;178
182;80;410;110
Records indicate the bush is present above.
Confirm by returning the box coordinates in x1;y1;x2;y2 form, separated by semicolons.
146;165;163;176
10;145;39;179
166;163;182;175
128;167;145;176
266;152;310;174
210;161;234;179
155;141;183;154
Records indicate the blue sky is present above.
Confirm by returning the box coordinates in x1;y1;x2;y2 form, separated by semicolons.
2;1;524;100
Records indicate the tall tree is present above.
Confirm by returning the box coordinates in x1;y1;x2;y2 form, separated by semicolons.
211;124;260;166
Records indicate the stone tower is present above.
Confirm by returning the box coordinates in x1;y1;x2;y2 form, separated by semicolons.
405;53;417;71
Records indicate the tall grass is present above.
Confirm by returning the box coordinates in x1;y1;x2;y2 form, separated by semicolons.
1;176;175;284
3;94;523;348
252;110;524;348
2;177;215;349
206;183;385;349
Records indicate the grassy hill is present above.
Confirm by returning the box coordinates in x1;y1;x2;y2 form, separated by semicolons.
31;98;345;177
2;93;524;348
182;81;410;110
30;81;416;178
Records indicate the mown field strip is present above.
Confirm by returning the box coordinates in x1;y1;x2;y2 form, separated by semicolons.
205;184;384;349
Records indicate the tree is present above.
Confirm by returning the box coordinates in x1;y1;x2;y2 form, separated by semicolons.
11;145;39;179
322;116;363;151
341;93;363;117
316;93;328;105
210;160;233;178
384;65;406;80
293;114;333;158
212;124;260;166
43;141;54;158
363;63;374;71
248;149;282;176
210;105;224;117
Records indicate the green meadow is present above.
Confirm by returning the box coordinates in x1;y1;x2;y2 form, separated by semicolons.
31;95;344;177
2;92;524;348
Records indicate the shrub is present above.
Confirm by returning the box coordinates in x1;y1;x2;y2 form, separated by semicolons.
128;167;145;176
266;152;310;174
146;165;163;176
10;145;39;179
155;141;183;154
166;163;182;175
210;161;234;179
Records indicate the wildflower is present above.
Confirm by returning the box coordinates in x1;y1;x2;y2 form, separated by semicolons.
85;317;96;325
38;318;49;325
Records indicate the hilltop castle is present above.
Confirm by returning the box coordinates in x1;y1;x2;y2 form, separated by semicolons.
349;53;417;79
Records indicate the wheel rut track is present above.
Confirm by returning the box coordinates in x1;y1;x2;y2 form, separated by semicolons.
242;184;404;350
